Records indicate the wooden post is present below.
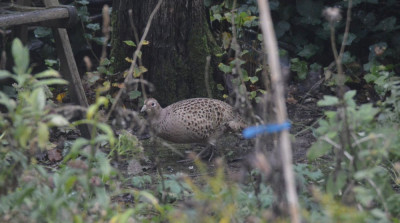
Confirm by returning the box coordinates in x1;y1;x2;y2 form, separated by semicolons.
15;0;31;44
43;0;92;138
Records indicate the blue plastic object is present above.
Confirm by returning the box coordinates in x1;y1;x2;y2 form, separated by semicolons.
242;121;291;139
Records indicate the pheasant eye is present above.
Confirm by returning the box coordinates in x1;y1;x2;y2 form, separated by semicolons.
151;102;156;107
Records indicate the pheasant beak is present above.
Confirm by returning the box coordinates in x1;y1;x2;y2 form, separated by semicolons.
140;105;147;113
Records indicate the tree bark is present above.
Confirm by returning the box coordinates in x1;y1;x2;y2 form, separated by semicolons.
111;0;221;106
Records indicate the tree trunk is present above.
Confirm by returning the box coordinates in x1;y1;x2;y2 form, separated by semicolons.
111;0;221;106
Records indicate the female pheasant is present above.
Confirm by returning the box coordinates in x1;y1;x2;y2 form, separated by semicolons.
140;98;246;146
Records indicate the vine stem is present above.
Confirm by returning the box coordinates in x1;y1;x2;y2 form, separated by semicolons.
256;0;301;222
105;0;163;122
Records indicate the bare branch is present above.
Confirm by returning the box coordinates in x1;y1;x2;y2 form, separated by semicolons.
106;0;163;121
257;0;301;222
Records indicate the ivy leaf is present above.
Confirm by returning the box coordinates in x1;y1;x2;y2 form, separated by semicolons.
339;33;357;45
249;76;259;84
217;84;224;91
133;66;148;78
222;32;232;49
123;40;136;47
290;58;308;80
276;21;290;38
129;90;141;100
250;91;256;99
298;44;318;59
364;73;377;83
218;63;232;74
374;16;397;32
86;23;100;31
342;51;355;64
34;27;52;38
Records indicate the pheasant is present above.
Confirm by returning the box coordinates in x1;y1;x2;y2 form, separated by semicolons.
140;98;246;158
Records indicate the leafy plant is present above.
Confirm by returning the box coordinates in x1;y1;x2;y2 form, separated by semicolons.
307;90;400;221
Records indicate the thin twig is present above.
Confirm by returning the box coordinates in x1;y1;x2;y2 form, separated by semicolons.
257;0;301;222
105;0;163;121
327;1;355;175
129;9;148;100
366;178;390;218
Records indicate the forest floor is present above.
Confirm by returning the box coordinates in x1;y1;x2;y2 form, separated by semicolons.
109;82;326;193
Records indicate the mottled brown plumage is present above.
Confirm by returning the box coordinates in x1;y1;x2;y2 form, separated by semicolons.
140;98;246;145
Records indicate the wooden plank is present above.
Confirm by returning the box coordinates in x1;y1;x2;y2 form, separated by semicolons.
0;7;70;27
43;0;92;138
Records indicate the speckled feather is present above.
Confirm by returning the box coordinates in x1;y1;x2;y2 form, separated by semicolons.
141;98;246;144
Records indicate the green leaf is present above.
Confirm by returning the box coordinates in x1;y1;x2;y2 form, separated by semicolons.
217;84;224;91
63;138;90;162
123;40;136;47
65;176;78;193
96;123;116;146
34;27;52;38
276;21;290;38
230;58;246;66
0;92;16;112
12;38;29;75
357;104;379;122
95;151;113;179
45;59;58;68
364;73;377;83
37;122;49;149
114;209;135;223
342;51;355;64
0;70;12;80
326;171;347;195
218;63;232;74
249;76;259;84
374;16;397;32
339;33;357;46
76;0;89;5
133;66;148;78
31;87;46;111
129;90;141;100
222;32;232;49
290;58;308;80
18;125;33;148
307;140;332;160
34;69;60;79
48;115;70;126
257;34;263;41
298;44;318;59
86;23;100;31
310;63;322;71
250;90;256;99
317;95;339;106
344;90;356;102
33;78;68;88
